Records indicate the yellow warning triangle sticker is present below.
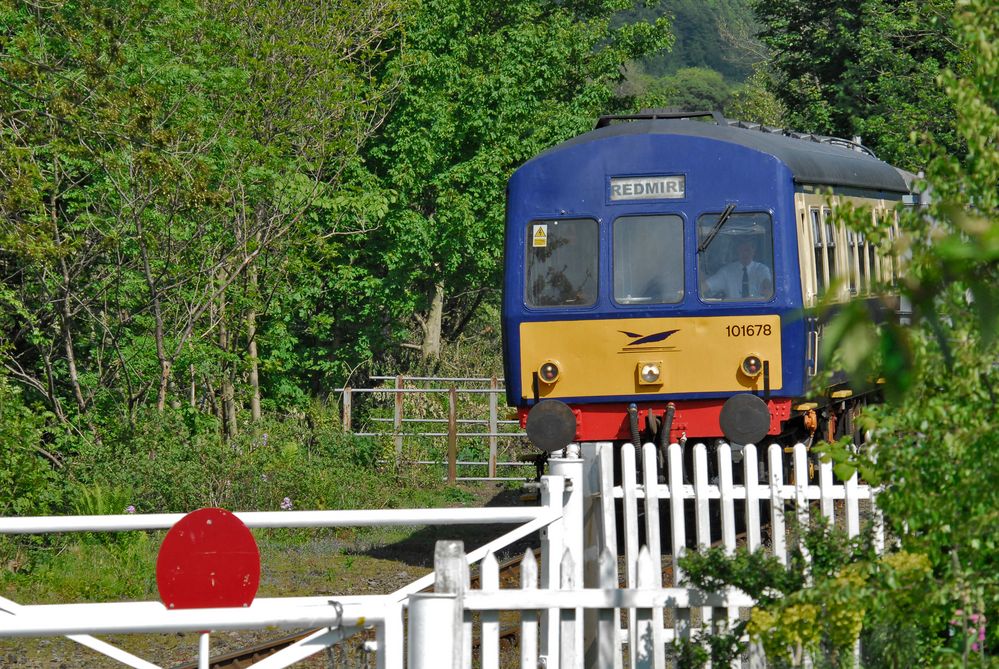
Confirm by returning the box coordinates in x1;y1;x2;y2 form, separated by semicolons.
532;224;548;247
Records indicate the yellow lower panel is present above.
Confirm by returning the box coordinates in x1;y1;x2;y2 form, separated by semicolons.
520;315;783;400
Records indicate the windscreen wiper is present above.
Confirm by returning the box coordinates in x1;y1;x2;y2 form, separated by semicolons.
697;203;737;254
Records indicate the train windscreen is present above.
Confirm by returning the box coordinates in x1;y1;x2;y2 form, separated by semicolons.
613;215;684;304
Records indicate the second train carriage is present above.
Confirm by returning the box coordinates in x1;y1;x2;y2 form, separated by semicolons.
501;111;913;453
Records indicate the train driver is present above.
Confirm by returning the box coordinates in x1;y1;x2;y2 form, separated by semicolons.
704;236;773;300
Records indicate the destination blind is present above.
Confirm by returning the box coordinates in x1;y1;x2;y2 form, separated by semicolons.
609;175;685;201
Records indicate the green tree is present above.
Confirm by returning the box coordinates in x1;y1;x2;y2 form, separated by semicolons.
751;0;962;169
0;0;232;429
292;0;672;370
725;65;787;126
663;66;733;111
619;0;761;81
858;0;998;659
0;0;401;437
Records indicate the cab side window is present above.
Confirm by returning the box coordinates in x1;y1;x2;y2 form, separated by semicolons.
697;212;775;302
525;218;598;307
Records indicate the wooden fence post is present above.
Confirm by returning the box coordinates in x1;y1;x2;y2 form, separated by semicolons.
447;387;458;484
342;387;352;433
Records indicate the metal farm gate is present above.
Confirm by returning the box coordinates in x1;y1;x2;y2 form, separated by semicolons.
1;442;883;668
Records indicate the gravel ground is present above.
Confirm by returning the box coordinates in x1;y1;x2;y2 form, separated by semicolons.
1;484;536;669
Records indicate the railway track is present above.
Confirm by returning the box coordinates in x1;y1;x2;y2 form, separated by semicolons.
172;631;316;669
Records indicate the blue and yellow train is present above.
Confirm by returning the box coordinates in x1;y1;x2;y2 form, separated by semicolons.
501;112;912;453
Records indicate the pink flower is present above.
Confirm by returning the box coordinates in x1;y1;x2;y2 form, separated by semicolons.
280;497;293;510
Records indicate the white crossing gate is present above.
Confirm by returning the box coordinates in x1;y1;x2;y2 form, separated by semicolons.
0;441;884;668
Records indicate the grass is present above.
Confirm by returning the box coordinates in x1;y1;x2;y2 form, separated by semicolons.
1;535;160;604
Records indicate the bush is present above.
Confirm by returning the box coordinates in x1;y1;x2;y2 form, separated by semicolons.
0;373;67;572
0;374;65;517
678;519;946;668
65;401;450;515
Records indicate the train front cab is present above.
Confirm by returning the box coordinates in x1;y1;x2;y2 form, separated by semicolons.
502;127;810;452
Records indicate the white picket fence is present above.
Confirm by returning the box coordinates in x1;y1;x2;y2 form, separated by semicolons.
412;441;883;669
0;441;883;668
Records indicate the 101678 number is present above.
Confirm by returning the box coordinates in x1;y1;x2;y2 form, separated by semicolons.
726;324;772;337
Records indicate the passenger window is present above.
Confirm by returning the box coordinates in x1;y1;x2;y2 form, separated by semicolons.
525;218;598;307
697;212;775;302
868;211;880;284
887;216;900;286
823;208;838;285
856;231;868;293
811;208;826;293
613;215;684;305
846;230;859;294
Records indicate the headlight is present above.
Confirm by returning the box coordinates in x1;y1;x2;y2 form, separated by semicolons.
741;355;763;377
637;361;662;385
538;361;560;384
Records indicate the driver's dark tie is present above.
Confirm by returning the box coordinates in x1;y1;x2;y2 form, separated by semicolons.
741;266;750;297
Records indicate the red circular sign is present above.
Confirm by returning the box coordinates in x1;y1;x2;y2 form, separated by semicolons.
156;508;260;609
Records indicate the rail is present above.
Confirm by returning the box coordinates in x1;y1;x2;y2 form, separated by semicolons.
336;375;532;482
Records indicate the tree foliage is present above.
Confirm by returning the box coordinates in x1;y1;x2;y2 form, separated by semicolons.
619;0;761;81
751;0;963;169
0;0;672;522
0;0;401;432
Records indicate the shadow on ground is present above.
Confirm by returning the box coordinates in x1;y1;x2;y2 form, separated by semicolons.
362;484;540;568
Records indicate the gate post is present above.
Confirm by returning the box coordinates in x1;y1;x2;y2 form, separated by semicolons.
488;377;498;478
447;387;458;484
408;540;467;669
548;445;584;600
408;594;459;669
543;445;584;669
539;473;565;669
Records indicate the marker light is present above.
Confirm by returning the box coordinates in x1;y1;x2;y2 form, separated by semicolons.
538;361;560;384
638;362;662;385
741;355;763;377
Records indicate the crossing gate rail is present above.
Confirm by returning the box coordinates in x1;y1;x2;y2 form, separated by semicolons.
1;442;884;668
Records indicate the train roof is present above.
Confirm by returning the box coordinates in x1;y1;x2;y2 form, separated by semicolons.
530;112;911;194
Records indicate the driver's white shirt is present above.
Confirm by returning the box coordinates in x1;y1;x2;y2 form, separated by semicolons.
706;260;773;298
